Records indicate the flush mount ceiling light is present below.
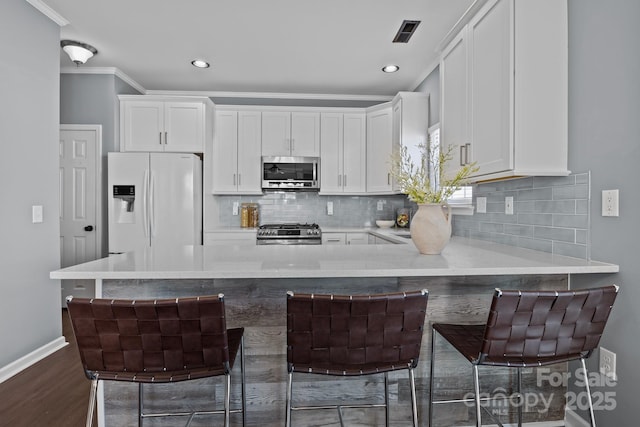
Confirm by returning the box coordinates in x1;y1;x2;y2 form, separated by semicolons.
382;64;400;73
60;40;98;65
191;59;210;68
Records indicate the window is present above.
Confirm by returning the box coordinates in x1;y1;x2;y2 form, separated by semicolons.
429;124;473;206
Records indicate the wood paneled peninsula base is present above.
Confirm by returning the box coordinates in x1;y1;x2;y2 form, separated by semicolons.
51;239;618;426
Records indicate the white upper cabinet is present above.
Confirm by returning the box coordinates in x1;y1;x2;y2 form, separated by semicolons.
440;0;569;182
119;96;213;153
261;111;320;156
366;105;396;193
212;109;262;194
320;112;366;194
392;92;429;173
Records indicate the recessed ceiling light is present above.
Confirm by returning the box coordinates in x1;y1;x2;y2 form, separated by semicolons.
382;65;400;73
191;59;210;68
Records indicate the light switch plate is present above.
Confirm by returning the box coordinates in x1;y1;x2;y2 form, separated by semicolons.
232;201;239;216
32;205;43;223
327;201;334;215
476;197;487;213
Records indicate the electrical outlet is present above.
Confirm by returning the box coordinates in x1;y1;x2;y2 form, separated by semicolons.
599;347;617;381
327;201;334;216
476;197;487;214
232;201;239;216
505;197;514;215
602;190;619;217
377;200;385;211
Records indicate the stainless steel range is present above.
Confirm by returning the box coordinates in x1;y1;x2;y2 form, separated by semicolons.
256;223;322;245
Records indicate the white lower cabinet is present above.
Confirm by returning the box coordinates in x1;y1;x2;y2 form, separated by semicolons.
322;232;346;245
322;232;369;245
204;231;256;246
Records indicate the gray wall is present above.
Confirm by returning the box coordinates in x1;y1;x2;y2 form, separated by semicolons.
0;0;61;367
567;0;639;424
60;73;140;256
414;65;440;126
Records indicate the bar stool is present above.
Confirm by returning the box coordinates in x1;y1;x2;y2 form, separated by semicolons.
66;294;246;427
429;285;619;427
286;289;428;427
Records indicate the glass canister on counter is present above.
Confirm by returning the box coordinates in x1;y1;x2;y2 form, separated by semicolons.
240;203;259;228
396;208;411;228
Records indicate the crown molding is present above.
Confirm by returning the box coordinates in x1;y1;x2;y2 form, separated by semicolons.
25;0;69;26
60;66;146;94
145;90;393;102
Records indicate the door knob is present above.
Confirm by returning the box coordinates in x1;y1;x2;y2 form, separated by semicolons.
84;225;94;232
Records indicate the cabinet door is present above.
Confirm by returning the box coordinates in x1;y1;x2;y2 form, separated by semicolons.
211;110;239;193
469;0;512;175
366;107;395;193
121;101;165;152
237;111;262;193
164;102;205;152
342;113;366;193
320;113;343;193
440;31;469;179
322;232;346;245
346;232;368;245
261;112;291;156
290;112;320;156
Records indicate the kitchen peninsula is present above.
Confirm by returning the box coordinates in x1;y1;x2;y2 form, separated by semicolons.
51;237;618;426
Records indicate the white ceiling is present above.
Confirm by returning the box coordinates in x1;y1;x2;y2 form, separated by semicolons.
39;0;474;99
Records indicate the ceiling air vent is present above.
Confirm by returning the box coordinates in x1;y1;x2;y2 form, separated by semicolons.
393;20;421;43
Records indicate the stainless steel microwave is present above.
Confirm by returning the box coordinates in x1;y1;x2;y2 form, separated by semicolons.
262;156;319;190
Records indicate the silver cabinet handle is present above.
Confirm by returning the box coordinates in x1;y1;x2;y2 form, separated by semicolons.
387;173;391;185
159;132;162;145
465;143;471;165
233;174;236;185
344;174;347;187
291;138;295;152
460;145;466;166
165;132;168;145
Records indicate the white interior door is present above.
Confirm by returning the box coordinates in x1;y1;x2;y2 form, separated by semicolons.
59;125;101;306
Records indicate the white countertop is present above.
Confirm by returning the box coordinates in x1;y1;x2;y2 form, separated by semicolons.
50;237;618;280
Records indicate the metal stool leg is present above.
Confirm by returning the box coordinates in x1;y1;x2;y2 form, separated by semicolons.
240;336;246;426
86;378;98;427
285;371;293;427
473;365;482;427
581;358;597;427
384;372;390;427
429;327;437;427
409;367;418;427
517;368;523;427
138;382;144;427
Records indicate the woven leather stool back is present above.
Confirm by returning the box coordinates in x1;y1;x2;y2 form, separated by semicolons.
287;289;428;375
479;286;619;367
67;295;233;382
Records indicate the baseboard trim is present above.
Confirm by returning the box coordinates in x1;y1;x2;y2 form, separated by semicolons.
565;408;591;427
0;336;68;384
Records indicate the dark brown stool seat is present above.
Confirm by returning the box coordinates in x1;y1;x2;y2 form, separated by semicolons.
66;294;246;427
286;289;428;427
429;286;619;427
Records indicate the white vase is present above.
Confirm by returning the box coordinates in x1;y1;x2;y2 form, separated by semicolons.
410;203;452;255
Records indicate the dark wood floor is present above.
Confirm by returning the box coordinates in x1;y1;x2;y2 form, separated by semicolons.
0;309;93;427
